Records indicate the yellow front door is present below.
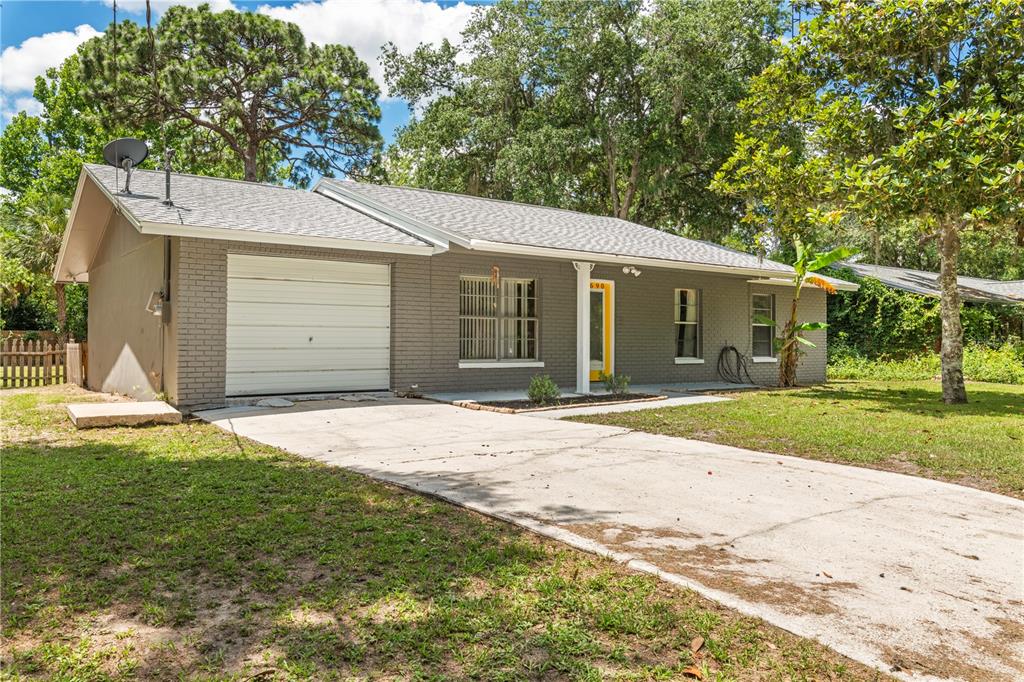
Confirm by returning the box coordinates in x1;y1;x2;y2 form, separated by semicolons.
589;280;614;381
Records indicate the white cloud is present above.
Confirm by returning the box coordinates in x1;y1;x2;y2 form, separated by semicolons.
0;94;44;124
257;0;476;97
102;0;238;14
11;96;44;116
0;24;102;93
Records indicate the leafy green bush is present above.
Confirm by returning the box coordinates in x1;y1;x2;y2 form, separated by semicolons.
599;371;631;395
828;341;1024;384
963;341;1024;384
527;374;561;404
827;270;1024;360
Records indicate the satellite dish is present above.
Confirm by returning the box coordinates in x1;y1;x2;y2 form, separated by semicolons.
103;138;149;194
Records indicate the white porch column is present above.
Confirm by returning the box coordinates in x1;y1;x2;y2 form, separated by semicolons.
573;261;594;394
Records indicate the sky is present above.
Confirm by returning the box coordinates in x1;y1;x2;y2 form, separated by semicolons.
0;0;485;144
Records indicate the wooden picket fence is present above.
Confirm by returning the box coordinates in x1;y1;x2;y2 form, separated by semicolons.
0;338;67;388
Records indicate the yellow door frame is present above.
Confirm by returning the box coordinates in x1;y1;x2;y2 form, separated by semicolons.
589;280;614;381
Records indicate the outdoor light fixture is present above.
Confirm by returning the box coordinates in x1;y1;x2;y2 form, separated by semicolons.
622;266;642;277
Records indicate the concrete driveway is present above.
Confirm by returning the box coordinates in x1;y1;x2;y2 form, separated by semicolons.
198;397;1024;681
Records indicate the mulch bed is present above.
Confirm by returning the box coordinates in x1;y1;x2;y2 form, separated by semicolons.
455;393;666;414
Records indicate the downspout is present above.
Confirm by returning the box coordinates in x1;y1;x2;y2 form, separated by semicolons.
160;235;171;395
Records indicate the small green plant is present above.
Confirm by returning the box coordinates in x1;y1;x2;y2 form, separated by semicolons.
827;341;1024;384
599;372;631;395
527;374;561;405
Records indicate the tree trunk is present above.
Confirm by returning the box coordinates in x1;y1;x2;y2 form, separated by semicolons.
779;295;800;387
243;150;258;182
938;219;967;404
54;281;68;342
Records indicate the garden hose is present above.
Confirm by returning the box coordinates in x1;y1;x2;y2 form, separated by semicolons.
717;345;754;385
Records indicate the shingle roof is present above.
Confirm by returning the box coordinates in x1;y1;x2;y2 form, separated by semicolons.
319;179;795;274
84;164;428;247
832;262;1024;304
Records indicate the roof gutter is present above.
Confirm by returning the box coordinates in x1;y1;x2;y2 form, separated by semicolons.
747;277;859;292
137;221;435;256
466;239;862;287
315;179;462;252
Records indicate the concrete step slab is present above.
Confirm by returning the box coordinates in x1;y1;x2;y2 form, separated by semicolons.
67;401;182;428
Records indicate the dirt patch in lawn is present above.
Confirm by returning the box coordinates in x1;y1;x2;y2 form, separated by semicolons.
881;639;1020;682
566;521;859;617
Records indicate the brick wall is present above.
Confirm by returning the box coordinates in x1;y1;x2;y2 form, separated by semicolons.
173;239;828;409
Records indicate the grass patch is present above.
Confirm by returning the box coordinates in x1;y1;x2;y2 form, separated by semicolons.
1;385;886;681
573;380;1024;498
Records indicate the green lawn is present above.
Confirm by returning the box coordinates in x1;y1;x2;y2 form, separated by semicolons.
573;380;1024;499
0;386;884;681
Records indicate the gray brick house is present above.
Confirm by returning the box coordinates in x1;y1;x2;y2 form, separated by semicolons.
55;164;856;410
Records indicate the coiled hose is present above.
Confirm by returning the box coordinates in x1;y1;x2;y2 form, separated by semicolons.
717;345;754;385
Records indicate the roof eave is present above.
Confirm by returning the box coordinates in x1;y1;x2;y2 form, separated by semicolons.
53;169;90;283
466;239;815;281
747;277;859;292
137;221;436;256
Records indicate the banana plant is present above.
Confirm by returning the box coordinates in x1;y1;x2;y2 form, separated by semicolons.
755;238;856;387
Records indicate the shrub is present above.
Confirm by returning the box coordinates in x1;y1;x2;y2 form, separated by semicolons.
827;270;1024;359
963;340;1024;384
827;341;1024;384
599;371;631;395
527;374;560;405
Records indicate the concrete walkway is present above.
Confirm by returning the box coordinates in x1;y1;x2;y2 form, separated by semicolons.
198;397;1024;681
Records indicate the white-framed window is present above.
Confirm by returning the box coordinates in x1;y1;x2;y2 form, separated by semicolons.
752;292;776;358
459;276;538;361
674;288;701;360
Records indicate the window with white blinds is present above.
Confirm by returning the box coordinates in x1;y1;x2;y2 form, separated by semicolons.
459;276;538;361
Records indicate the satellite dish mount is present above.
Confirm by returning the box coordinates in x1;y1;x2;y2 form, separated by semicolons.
103;138;149;194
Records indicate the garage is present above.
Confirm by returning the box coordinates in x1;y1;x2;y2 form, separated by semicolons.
225;254;391;396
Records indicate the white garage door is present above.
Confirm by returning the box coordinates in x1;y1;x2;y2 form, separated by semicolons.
225;254;390;396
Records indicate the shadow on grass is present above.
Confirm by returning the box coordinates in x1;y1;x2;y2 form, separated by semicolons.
2;437;572;676
797;382;1024;418
0;435;708;679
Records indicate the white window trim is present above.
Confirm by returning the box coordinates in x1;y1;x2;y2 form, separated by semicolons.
751;292;777;359
459;275;539;363
458;360;546;369
674;288;702;361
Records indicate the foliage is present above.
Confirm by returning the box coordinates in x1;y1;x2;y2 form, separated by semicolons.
79;4;382;185
527;374;561;404
382;0;786;243
0;272;56;332
714;0;1024;404
64;284;88;341
0;256;33;309
768;238;855;386
3;193;73;338
828;342;1024;385
828;271;1024;358
598;371;631;395
575;380;1024;498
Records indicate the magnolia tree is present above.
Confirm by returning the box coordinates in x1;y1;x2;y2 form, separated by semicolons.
715;0;1024;404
